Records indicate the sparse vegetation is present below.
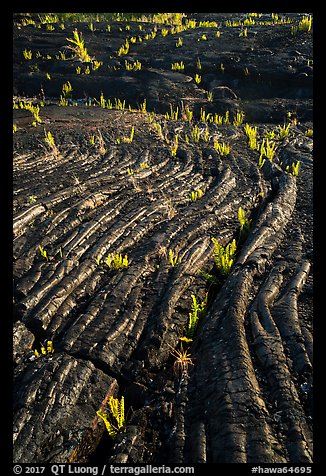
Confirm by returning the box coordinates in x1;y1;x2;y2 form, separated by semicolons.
66;29;91;62
96;396;125;438
168;343;193;378
34;340;54;358
44;128;60;157
238;207;251;240
244;123;258;150
168;248;181;267
190;189;204;201
12;12;313;465
211;238;237;278
213;140;231;156
38;245;49;261
183;293;207;339
277;123;290;140
105;253;129;270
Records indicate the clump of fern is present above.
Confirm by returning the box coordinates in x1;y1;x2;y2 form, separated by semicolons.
96;396;125;438
238;207;251;241
34;340;54;358
211;238;237;278
213;140;231;156
183;293;208;340
244;123;258;150
105;253;129;270
168;248;181;267
66;29;91;62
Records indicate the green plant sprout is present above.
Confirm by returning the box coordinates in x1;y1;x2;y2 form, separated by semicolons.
238;207;251;239
44;129;60;157
28;195;37;203
66;29;91;62
151;121;164;139
183;293;207;339
125;59;142;71
259;138;277;160
206;90;213;102
190;125;201;142
211;238;237;278
244;123;258;150
34;340;54;358
59;81;73;106
223;110;230;124
17;101;42;125
175;37;183;47
96;396;125;438
264;129;275;140
258;154;266;169
138;99;147;113
305;128;313;137
200;108;213;123
233;111;245;126
23;49;32;60
287;111;298;126
292;15;312;34
277;123;290;140
117;39;130;56
290;161;300;176
122;126;135;143
239;27;248;37
165;104;179;120
168;248;181;267
282;161;301;176
170;134;179;157
105;253;129;270
39;13;58;23
92;60;103;71
39;245;49;261
190;189;204;201
194;74;202;84
196;57;202;70
213;141;231;156
13;124;17;133
114;98;126;110
171;61;185;71
144;31;157;40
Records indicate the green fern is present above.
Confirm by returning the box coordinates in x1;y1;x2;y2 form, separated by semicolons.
212;238;237;278
184;293;207;339
96;396;125;438
238;207;251;239
105;253;129;269
168;248;180;267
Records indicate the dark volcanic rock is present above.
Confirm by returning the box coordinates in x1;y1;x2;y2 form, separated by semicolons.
13;12;313;464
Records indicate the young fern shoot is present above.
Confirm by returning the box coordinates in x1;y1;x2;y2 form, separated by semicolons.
212;238;237;278
96;396;125;438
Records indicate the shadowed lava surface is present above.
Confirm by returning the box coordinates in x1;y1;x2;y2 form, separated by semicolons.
13;12;313;464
